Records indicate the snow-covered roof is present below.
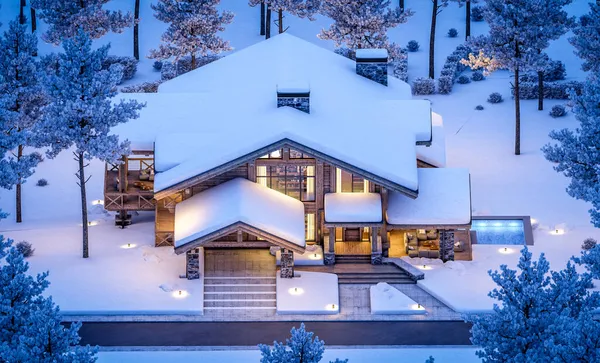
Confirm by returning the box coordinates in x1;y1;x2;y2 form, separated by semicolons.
416;112;446;167
324;193;382;223
174;178;306;249
386;168;471;226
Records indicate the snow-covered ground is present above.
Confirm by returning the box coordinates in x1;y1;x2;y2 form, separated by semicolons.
0;1;599;315
276;271;339;314
97;347;481;363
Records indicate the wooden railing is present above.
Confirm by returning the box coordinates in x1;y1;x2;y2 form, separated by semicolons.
104;192;155;211
155;232;174;247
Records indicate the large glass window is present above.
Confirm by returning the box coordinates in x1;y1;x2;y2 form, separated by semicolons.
336;168;369;193
256;165;315;201
259;149;282;159
290;148;314;159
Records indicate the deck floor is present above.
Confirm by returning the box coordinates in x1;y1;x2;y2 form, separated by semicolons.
334;241;371;255
296;263;404;274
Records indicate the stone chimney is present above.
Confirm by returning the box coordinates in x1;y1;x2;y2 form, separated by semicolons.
355;49;388;86
277;82;310;114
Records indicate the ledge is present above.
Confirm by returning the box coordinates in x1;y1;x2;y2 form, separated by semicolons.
383;257;425;281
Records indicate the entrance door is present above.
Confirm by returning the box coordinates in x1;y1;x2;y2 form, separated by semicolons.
344;228;361;241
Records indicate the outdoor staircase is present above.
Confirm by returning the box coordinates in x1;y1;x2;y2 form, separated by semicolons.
335;254;372;264
335;264;416;285
203;276;277;310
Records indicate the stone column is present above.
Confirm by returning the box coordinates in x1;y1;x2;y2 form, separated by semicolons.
439;230;455;262
186;248;200;280
324;227;335;265
280;248;294;278
371;227;382;265
380;188;390;257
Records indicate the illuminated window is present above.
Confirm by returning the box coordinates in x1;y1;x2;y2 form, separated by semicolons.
336;168;369;193
256;165;315;201
259;149;283;159
305;213;315;241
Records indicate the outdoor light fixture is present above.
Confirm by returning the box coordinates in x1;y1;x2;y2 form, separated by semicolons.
308;253;321;260
417;264;431;270
326;303;338;311
498;247;514;254
121;243;136;249
85;220;99;227
172;290;189;298
91;199;104;206
411;303;425;310
288;287;304;295
551;228;565;235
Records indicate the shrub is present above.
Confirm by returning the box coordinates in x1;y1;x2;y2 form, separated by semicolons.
549;104;567;118
160;54;222;81
407;40;420;52
475;105;484;110
471;6;484;22
153;61;163;71
412;77;436;95
16;241;34;258
544;60;567;82
471;70;485;81
457;75;471;84
101;56;138;84
121;81;163;93
487;92;503;103
513;81;583;100
437;76;453;95
448;28;458;38
36;178;48;187
440;66;455;78
582;238;598;250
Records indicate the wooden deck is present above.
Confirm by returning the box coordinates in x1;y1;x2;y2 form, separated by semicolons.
334;241;371;255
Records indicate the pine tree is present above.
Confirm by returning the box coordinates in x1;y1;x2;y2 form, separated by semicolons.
30;0;133;44
0;237;97;361
249;0;320;38
429;0;449;79
318;0;413;53
467;247;600;361
570;3;600;75
149;0;234;71
259;323;348;363
40;31;144;258
542;75;600;228
0;19;47;223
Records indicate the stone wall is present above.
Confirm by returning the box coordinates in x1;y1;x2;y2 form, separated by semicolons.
280;248;294;278
356;62;388;86
186;248;201;280
439;230;455;262
277;96;310;114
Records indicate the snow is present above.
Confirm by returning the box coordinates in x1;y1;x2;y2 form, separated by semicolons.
416;112;447;167
355;48;388;60
174;178;306;250
370;282;427;315
97;347;481;363
387;168;471;225
276;245;324;266
324;193;382;223
276;271;339;314
277;81;310;94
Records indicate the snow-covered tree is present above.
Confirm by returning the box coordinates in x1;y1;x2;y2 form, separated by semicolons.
134;0;141;60
570;2;600;75
149;0;234;71
0;19;47;223
259;323;347;363
467;247;600;361
542;75;600;228
0;237;98;361
318;0;413;54
428;0;449;79
30;0;133;44
40;31;144;258
249;0;320;39
462;0;572;155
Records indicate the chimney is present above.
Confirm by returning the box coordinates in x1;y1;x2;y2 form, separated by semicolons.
355;49;388;86
277;82;310;114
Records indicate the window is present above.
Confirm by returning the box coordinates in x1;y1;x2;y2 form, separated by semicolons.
336;168;369;193
259;149;282;159
256;165;315;201
290;148;313;159
305;213;315;241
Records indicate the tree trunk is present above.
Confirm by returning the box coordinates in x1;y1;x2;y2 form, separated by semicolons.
260;2;265;35
16;145;23;223
191;53;196;70
77;153;90;258
537;71;544;111
278;9;283;34
514;68;521;155
465;0;471;41
429;0;438;79
400;0;405;12
20;0;26;24
30;7;36;32
265;5;271;39
134;0;140;60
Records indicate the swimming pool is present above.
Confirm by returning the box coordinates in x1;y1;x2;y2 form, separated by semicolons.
471;219;526;245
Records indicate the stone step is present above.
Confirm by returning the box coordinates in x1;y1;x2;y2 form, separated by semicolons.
204;306;277;310
204;285;276;293
204;293;276;300
204;278;276;285
338;278;415;285
335;255;372;264
204;300;277;308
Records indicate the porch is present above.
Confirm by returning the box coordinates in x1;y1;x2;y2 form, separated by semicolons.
104;153;155;212
388;229;473;261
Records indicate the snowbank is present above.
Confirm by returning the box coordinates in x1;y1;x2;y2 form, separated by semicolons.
276;271;339;315
370;282;427;315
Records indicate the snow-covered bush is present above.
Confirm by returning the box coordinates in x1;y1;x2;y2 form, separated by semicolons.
440;65;455;78
475;105;484;110
520;60;567;83
472;70;485;81
407;40;419;52
153;61;163;71
471;6;484;22
448;28;458;38
335;46;408;82
437;76;453;95
334;47;355;60
101;56;138;84
160;54;222;81
487;92;503;104
582;238;598;251
549;105;567;118
36;178;48;187
412;77;436;95
121;81;163;93
514;81;583;100
457;75;471;84
16;241;34;258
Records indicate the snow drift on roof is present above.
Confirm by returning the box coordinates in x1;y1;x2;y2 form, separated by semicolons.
416;112;446;167
387;168;471;225
174;178;306;249
325;193;382;223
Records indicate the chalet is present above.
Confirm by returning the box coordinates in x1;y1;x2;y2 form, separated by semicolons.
106;34;472;279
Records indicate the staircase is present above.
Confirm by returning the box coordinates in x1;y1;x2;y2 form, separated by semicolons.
336;269;416;284
203;276;277;310
335;254;371;264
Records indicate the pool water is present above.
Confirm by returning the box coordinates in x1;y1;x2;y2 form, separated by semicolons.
471;219;526;245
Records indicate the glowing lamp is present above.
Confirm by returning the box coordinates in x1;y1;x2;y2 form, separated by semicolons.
411;303;425;310
172;290;188;298
91;199;104;206
326;303;338;311
498;247;514;254
121;243;136;249
288;287;304;295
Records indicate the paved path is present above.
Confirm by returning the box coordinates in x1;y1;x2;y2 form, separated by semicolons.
76;321;473;346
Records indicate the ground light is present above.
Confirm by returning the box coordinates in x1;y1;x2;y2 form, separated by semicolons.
121;243;137;249
411;303;426;311
325;303;338;311
308;253;321;260
498;247;514;254
417;264;432;270
551;228;565;235
172;290;189;298
83;220;99;227
91;199;104;206
288;287;304;295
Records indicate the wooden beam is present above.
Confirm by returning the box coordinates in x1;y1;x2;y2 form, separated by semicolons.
323;222;384;228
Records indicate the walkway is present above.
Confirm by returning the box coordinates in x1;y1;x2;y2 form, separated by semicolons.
76;321;473;346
